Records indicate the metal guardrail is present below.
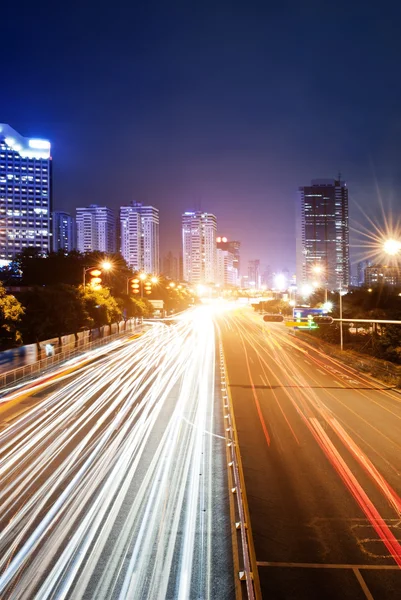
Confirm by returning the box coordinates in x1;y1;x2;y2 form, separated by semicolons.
219;343;261;599
0;321;143;391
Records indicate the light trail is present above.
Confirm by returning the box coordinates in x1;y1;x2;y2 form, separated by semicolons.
218;308;401;568
0;307;227;599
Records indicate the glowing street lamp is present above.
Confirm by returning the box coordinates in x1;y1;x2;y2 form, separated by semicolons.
83;261;113;288
274;273;287;291
383;238;401;256
312;264;323;274
301;283;313;297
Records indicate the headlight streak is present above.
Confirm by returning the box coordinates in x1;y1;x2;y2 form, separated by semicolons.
0;308;222;599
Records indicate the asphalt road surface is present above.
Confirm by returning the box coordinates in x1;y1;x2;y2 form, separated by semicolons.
0;309;233;600
216;307;401;600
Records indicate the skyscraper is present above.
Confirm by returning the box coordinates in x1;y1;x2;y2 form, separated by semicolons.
216;237;241;277
248;259;260;289
182;211;217;284
163;250;179;281
120;202;159;273
76;205;116;254
216;236;240;286
52;211;76;252
296;178;350;290
0;123;52;261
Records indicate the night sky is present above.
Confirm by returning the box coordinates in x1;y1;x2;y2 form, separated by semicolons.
3;0;401;274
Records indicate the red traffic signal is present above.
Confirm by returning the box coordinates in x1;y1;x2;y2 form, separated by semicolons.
313;316;333;325
263;314;284;322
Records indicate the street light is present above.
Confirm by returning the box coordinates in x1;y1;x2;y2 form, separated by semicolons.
383;238;401;256
311;264;327;302
83;261;112;288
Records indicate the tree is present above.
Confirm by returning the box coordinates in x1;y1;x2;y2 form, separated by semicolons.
0;284;24;347
19;285;88;348
82;286;122;334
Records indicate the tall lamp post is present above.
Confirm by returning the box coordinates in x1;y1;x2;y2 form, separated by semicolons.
83;260;112;288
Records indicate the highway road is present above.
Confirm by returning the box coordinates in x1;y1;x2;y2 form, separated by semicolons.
0;309;233;599
216;307;401;599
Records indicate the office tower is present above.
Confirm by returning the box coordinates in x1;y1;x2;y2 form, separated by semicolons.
261;265;273;289
216;236;240;286
357;260;371;287
76;204;116;254
296;178;350;290
52;211;75;252
216;248;237;286
182;211;217;284
0;123;52;261
120;202;159;273
365;265;401;287
248;259;260;289
217;237;240;277
163;250;179;281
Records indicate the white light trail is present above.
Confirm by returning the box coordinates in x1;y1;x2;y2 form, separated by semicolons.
0;308;223;599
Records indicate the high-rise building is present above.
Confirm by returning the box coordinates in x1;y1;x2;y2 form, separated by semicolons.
365;265;401;287
120;202;159;273
217;237;240;276
182;211;217;284
296;178;350;290
248;259;260;289
163;250;179;281
52;211;75;252
0;123;52;261
76;204;116;254
216;236;240;286
216;248;237;286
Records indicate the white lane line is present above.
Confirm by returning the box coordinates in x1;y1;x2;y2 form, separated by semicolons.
333;381;343;387
317;369;326;376
353;568;374;600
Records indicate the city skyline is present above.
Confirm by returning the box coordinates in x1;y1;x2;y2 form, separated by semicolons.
3;3;401;274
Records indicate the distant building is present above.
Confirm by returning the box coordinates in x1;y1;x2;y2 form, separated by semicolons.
365;265;401;287
52;211;75;252
0;123;52;260
163;250;179;281
357;260;370;287
248;259;260;289
182;211;217;284
76;204;116;254
216;248;237;286
216;236;240;286
120;202;159;273
296;178;350;290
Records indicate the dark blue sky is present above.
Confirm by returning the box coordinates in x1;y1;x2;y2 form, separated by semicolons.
3;0;401;273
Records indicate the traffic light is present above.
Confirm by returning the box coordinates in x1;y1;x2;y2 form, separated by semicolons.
131;278;140;294
89;269;102;288
313;316;333;325
263;314;284;322
144;281;152;295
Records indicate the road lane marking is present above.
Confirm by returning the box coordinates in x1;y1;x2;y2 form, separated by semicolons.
309;418;401;568
353;568;374;600
317;369;326;375
220;344;262;600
